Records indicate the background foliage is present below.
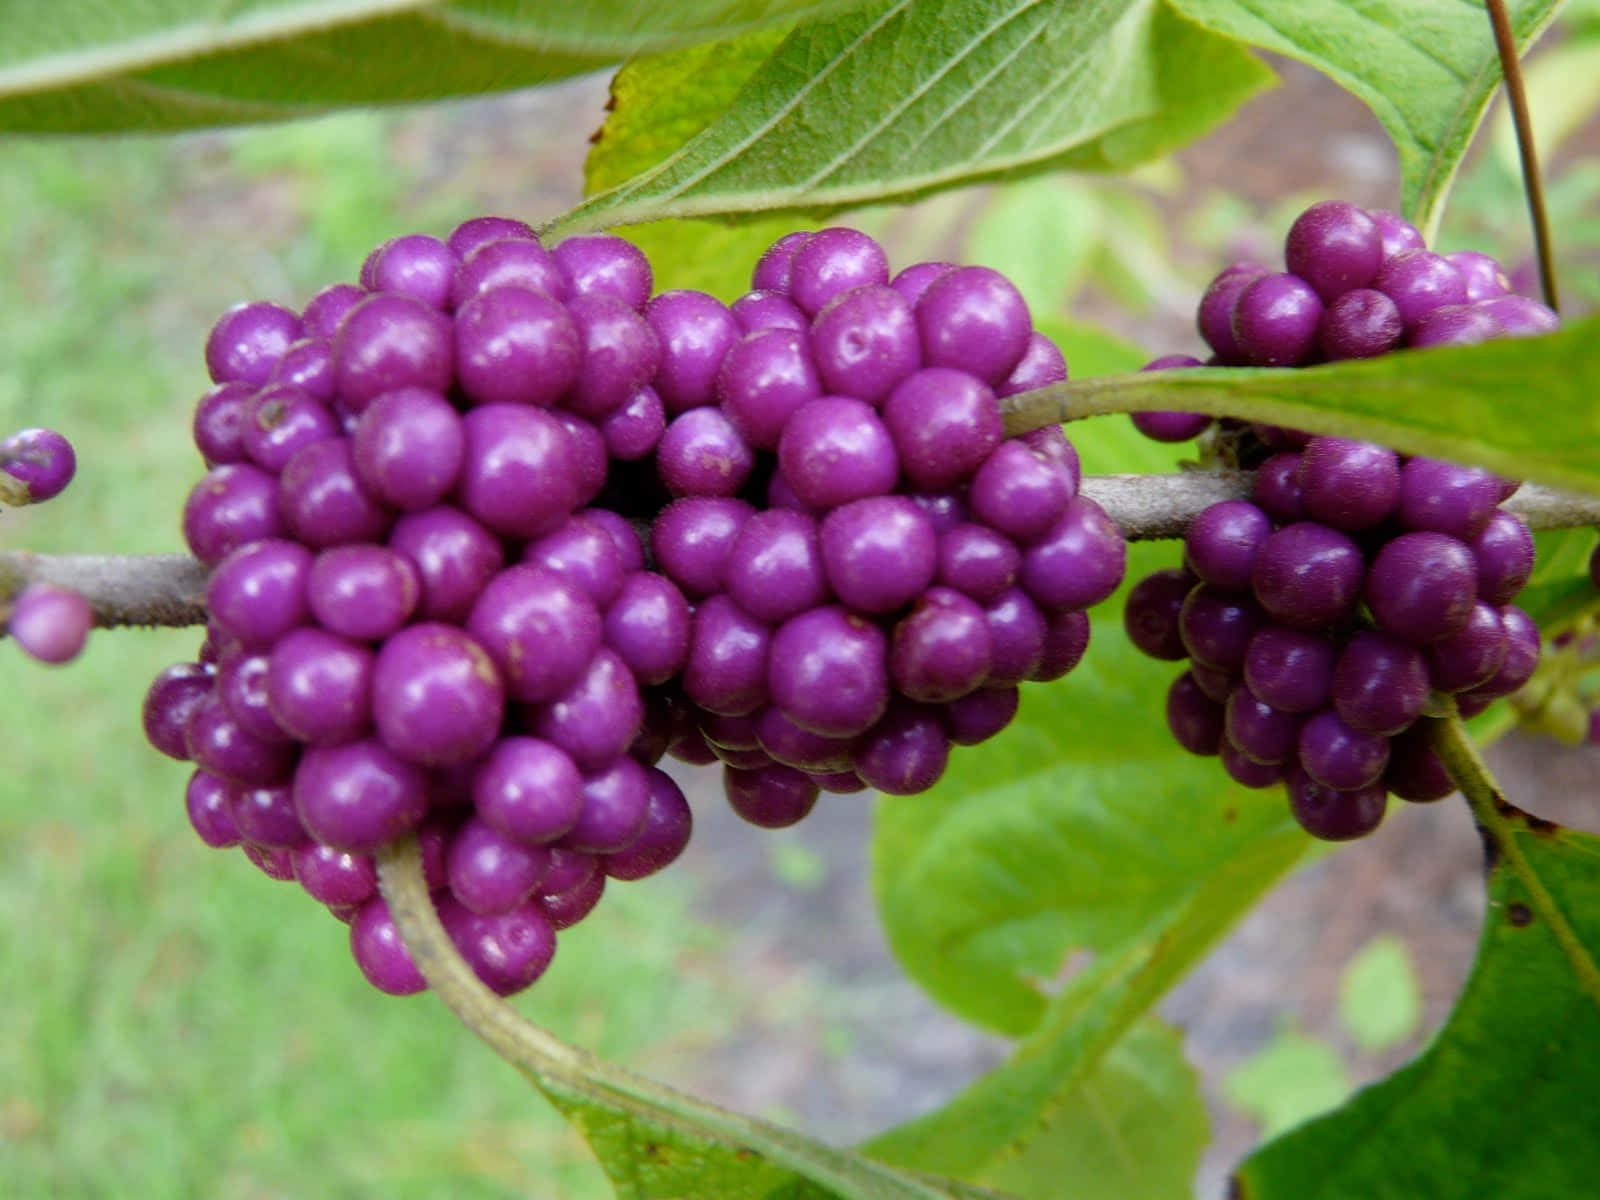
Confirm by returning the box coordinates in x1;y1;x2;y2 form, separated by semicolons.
3;2;1600;1197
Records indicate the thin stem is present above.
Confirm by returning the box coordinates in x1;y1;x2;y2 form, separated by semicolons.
7;477;1600;628
1428;709;1600;1004
373;837;984;1200
1488;0;1560;313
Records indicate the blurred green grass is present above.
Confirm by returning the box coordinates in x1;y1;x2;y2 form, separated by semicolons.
0;115;738;1200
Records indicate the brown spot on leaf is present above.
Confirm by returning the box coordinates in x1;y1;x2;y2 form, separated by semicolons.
1507;902;1533;928
1223;807;1237;824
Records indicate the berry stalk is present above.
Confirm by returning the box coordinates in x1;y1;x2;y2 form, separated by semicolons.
1487;0;1559;314
1427;706;1600;1002
372;835;972;1200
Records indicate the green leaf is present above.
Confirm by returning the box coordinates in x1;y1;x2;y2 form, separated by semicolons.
1018;316;1600;500
1337;935;1422;1054
1166;0;1565;239
867;1012;1207;1200
1235;816;1600;1199
559;0;1272;231
0;0;861;133
1223;1029;1352;1139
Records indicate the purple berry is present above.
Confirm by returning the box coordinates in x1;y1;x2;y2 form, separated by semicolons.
565;294;662;420
1317;288;1404;360
723;508;828;625
1444;251;1510;302
1;427;76;502
1368;210;1424;259
883;367;1005;493
349;896;428;995
448;217;537;261
306;544;419;642
192;383;255;466
1167;671;1225;756
1408;303;1501;349
811;285;921;403
1184;501;1271;591
456;404;579;538
371;624;504;767
473;736;584;845
1331;630;1429;735
856;704;950;795
1124;568;1195;661
1285;201;1382;301
1224;687;1303;765
890;587;992;702
554;234;653;309
332;293;453;414
530;647;645;771
207;538;313;650
769;605;889;737
778;395;900;508
387;505;505;624
1396;457;1500;541
279;437;393;548
996;331;1069;398
186;770;242;848
820;495;938;614
1286;767;1386;841
1365;531;1477;644
650;496;754;599
724;763;819;828
1197;264;1270;363
983;587;1048;685
144;662;216;759
1426;601;1508;693
1469;511;1535;607
648;290;740;413
368;234;458;309
450;235;566;307
889;261;956;308
682;594;771;717
657;407;755;498
1018;497;1127;612
9;583;92;664
1250;522;1364;630
1384;723;1456;802
185;692;299;786
1032;607;1092;681
300;284;366;341
1179;584;1264;673
1297;437;1400;531
447;816;552;914
454;285;581;408
207;302;302;386
968;440;1074;544
711;330;820;457
437;895;557;997
941;685;1019;746
1244;625;1337;714
294;843;378;908
183;463;286;565
1476;294;1560;337
938;522;1020;603
1252;453;1306;524
604;571;691;686
265;627;374;745
789;228;889;316
915;266;1031;385
1374;250;1467;330
605;767;693;880
732;288;809;334
1231;273;1324;366
466;565;601;704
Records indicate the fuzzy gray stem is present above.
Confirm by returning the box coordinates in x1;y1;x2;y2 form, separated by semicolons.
3;476;1596;629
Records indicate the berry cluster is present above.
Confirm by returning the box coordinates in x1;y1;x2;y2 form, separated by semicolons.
1126;202;1549;840
144;218;1117;998
636;227;1122;823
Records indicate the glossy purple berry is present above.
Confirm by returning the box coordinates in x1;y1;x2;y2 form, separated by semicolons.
185;770;242;848
1167;671;1225;756
604;571;691;685
368;234;457;309
387;505;505;624
1286;767;1386;841
856;704;950;795
9;583;92;665
1185;501;1271;591
294;843;378;907
349;897;427;995
565;294;662;420
811;284;921;403
938;523;1020;603
473;736;584;845
889;261;956;308
1250;523;1364;630
554;234;652;309
447;816;551;914
657;407;755;498
751;231;812;293
1331;630;1429;735
454;285;581;408
1179;584;1264;673
1284;201;1382;301
206;538;313;650
1396;457;1500;541
371;624;504;767
723;509;828;626
450;235;565;307
1365;531;1477;644
265;627;373;745
456;404;579;538
1252;453;1306;524
968;440;1074;544
941;685;1019;746
1317;288;1404;360
1224;687;1303;765
768;605;889;738
144;662;216;760
1374;250;1467;330
1469;511;1535;607
1476;294;1560;337
300;284;366;341
650;496;754;599
183;463;286;565
1426;601;1508;693
717;328;821;450
332;293;453;414
279;437;393;548
789;228;889;316
305;544;418;641
820;496;937;614
725;763;819;828
1408;303;1501;349
778;395;900;509
531;648;645;771
890;587;992;702
682;594;771;717
1018;497;1126;612
466;565;601;704
648;290;741;413
731;288;808;334
605;767;694;880
1124;568;1194;661
996;331;1069;398
1;427;76;502
915;266;1031;385
191;383;255;466
1298;437;1400;531
1033;607;1092;681
1243;625;1336;714
1231;272;1324;366
1383;723;1456;802
1369;210;1424;259
207;301;301;386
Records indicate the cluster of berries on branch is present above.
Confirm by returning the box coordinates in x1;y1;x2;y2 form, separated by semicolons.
143;216;1122;998
1126;201;1551;840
